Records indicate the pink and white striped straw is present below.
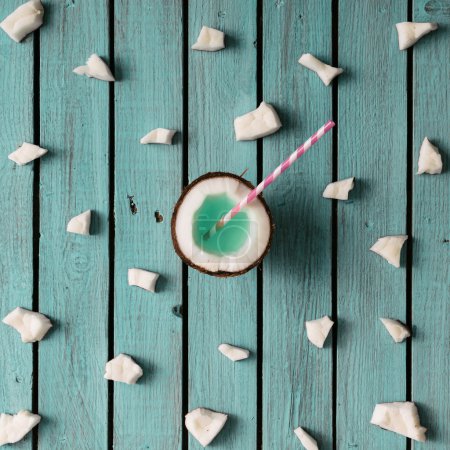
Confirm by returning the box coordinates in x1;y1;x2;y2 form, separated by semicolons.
205;120;335;239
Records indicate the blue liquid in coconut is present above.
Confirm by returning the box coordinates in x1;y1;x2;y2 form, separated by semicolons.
192;193;250;256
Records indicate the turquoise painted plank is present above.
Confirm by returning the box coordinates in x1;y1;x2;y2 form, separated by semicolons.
188;1;258;448
0;1;35;448
113;1;183;448
39;1;109;447
337;1;408;449
412;2;450;448
262;1;333;449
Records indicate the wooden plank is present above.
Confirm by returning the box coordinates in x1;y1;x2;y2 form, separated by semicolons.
187;1;258;448
337;1;408;449
113;1;183;448
412;2;450;448
38;1;109;447
0;2;35;448
262;1;333;448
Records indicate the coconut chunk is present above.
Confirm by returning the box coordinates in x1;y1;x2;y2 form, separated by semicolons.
185;408;228;447
380;318;410;343
73;54;115;82
140;128;177;145
371;402;426;442
0;0;44;43
218;344;250;362
294;427;319;450
305;316;334;349
322;177;355;200
104;353;143;384
67;210;91;235
8;142;47;166
234;101;282;141
370;235;407;268
192;26;225;52
396;22;438;50
298;53;343;86
417;137;442;175
0;410;41;446
128;268;159;293
2;307;52;343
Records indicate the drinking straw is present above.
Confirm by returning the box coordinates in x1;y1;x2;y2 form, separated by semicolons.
205;120;335;239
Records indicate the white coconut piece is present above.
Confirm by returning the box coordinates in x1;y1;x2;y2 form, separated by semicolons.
417;137;442;175
218;343;250;362
294;427;319;450
2;307;52;343
0;0;44;43
173;174;272;275
370;235;407;268
371;402;426;442
73;54;115;82
396;22;438;50
8;142;47;166
192;26;225;52
322;177;355;200
0;410;41;446
380;318;410;343
234;101;282;141
128;268;159;293
104;353;143;384
67;210;91;235
140;128;177;145
185;408;228;447
305;316;334;349
298;53;343;86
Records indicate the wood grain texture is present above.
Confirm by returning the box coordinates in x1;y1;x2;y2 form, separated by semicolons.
187;1;258;448
337;1;408;449
412;2;450;448
0;2;35;448
262;1;333;449
38;1;109;447
113;1;183;448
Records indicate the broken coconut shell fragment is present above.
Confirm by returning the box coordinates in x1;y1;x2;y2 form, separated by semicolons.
171;172;274;277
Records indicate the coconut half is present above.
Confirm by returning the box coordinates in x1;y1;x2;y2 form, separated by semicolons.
171;172;273;277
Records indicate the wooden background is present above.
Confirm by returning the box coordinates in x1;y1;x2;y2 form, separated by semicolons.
0;0;448;449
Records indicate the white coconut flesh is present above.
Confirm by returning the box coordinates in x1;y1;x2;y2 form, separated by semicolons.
3;307;52;343
185;408;228;447
173;175;272;274
0;410;41;446
305;316;334;348
417;137;442;174
218;343;250;361
8;142;47;166
0;0;44;43
294;426;319;450
396;22;438;50
370;235;408;268
370;402;427;442
380;318;410;343
322;177;355;200
104;353;143;385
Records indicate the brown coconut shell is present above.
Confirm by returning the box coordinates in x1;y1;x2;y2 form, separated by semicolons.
171;172;274;277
